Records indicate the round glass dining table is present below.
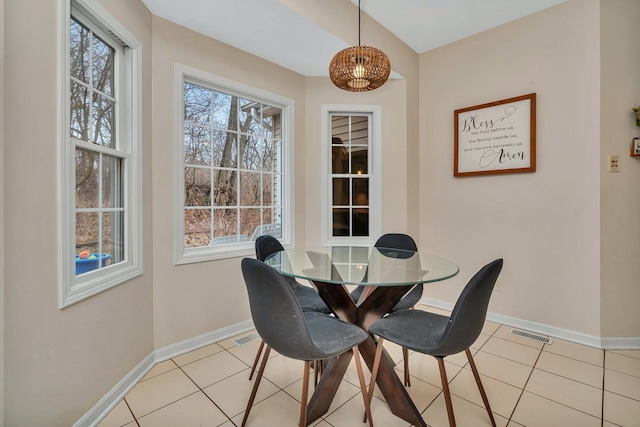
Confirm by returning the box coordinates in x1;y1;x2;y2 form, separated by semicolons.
265;246;459;426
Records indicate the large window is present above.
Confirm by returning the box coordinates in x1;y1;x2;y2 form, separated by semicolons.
176;66;293;263
60;0;143;307
322;106;381;245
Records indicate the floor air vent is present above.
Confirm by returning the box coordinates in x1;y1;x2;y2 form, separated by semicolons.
233;332;260;346
509;328;553;345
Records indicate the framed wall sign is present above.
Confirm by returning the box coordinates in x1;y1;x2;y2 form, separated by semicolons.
454;93;536;177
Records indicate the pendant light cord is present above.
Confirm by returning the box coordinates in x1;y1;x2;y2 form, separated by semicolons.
358;0;361;46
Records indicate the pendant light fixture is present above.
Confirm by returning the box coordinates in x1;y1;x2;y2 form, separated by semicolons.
329;0;391;92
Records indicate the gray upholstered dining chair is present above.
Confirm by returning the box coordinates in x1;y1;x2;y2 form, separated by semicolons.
350;233;421;386
367;259;503;427
240;258;374;427
248;235;332;381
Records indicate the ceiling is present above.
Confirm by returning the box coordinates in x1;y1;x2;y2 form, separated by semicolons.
141;0;566;77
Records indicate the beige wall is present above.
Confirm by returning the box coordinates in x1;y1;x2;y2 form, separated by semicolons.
3;0;154;425
150;17;307;348
419;0;602;336
600;0;640;338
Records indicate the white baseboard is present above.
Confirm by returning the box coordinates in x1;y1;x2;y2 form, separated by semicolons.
77;319;255;427
154;320;255;363
601;336;640;349
74;352;155;427
421;297;640;350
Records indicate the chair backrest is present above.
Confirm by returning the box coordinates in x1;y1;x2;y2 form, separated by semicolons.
435;259;503;356
374;233;418;252
241;258;326;360
255;235;284;261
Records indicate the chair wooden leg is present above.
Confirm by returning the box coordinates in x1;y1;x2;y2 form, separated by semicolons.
300;361;311;427
437;357;456;427
242;345;271;427
465;348;496;427
364;338;385;423
249;340;266;380
352;346;374;427
403;346;411;386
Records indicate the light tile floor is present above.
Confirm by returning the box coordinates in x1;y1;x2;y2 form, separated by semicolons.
98;305;640;427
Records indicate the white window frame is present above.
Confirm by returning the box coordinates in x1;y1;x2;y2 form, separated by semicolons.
174;64;295;264
59;0;143;308
320;105;382;246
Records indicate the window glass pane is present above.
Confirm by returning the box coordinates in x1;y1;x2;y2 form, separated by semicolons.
262;209;282;235
262;173;276;206
240;101;261;135
240;135;261;171
102;210;124;263
332;208;349;236
70;18;90;83
240;208;261;237
184;83;211;125
213;131;237;168
351;147;368;174
331;116;349;141
213;92;235;130
92;93;114;147
352;208;369;236
238;98;252;130
211;130;238;167
70;81;89;141
76;148;99;208
332;141;348;174
332;178;349;205
262;108;276;139
212;168;236;207
352;178;368;206
258;138;278;172
102;154;122;208
76;211;98;256
184;208;211;248
184;125;212;166
184;167;211;207
351;116;368;145
92;33;114;96
213;208;238;239
239;172;261;206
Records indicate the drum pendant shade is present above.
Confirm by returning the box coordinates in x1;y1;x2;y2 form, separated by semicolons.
329;1;390;92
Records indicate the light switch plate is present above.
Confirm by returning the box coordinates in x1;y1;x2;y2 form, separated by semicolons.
609;155;621;172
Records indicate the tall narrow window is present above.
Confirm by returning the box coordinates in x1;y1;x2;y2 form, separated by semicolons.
322;106;381;245
331;115;370;237
60;0;142;307
71;16;124;270
176;67;293;263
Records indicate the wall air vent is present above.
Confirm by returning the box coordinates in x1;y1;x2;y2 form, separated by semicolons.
233;332;260;346
509;328;553;344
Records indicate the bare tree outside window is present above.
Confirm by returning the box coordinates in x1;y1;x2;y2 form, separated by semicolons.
183;82;283;247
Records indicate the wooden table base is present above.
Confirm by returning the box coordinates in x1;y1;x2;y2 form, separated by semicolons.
306;282;427;426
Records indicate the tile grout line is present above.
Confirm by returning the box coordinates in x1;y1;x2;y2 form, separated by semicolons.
122;397;141;427
176;349;244;425
506;339;545;424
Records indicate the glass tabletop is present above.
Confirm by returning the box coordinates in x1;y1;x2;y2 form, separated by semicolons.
264;246;459;286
